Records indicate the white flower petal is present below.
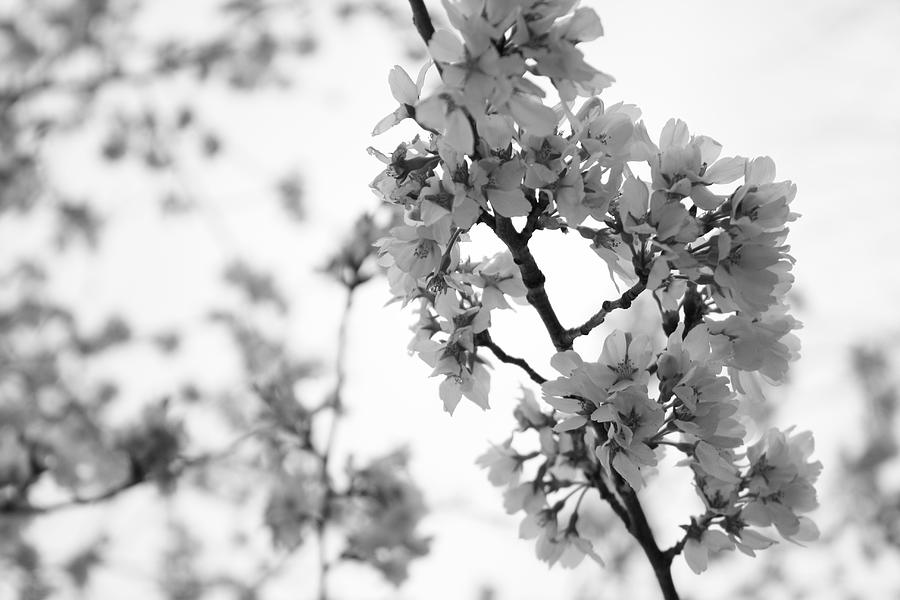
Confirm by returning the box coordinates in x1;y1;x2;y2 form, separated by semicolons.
508;95;557;137
388;65;419;105
429;28;465;63
659;118;690;150
683;538;708;574
554;415;587;432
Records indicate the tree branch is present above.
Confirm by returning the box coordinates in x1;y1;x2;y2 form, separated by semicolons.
408;0;436;44
587;466;631;530
564;279;646;344
476;330;547;384
619;487;680;600
0;428;267;517
492;216;570;351
0;476;146;517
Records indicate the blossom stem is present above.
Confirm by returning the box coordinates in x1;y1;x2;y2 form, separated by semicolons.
557;482;589;505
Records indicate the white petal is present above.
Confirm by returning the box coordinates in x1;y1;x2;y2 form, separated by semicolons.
439;376;462;414
508;95;557;137
550;350;584;375
746;156;776;185
704;156;746;184
554;415;587;432
690;184;726;211
445;109;474;156
612;452;644;490
683;539;708;574
702;529;735;552
388;65;419;105
429;29;465;63
659;118;689;150
371;105;409;136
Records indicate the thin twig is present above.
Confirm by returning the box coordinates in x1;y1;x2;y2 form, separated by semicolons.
476;330;547;384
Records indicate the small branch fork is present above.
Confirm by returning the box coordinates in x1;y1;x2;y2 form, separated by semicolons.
404;2;680;599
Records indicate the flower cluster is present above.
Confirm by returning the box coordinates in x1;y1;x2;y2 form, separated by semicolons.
477;389;606;568
372;0;818;579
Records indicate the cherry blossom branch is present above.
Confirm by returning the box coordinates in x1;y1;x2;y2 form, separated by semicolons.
402;4;680;598
402;3;569;352
408;0;436;44
588;419;680;599
402;17;573;356
492;216;570;351
564;279;646;344
476;330;547;384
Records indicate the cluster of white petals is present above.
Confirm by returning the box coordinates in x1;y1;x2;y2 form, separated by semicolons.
371;0;818;575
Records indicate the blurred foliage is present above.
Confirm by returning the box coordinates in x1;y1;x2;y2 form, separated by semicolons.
842;345;900;552
0;0;426;598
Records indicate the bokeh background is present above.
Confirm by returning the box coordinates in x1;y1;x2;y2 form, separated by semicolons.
2;0;899;599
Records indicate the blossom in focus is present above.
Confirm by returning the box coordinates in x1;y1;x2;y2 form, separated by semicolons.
376;224;445;280
470;157;531;217
464;251;527;310
594;387;664;490
372;63;430;135
649;118;746;210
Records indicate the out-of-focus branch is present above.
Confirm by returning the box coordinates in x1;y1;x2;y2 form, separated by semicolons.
0;477;146;517
0;429;264;517
316;282;358;600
